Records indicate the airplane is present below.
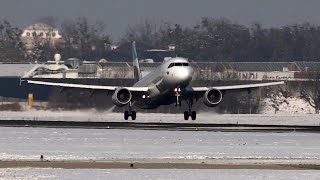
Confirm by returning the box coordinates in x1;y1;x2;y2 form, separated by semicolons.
26;41;285;120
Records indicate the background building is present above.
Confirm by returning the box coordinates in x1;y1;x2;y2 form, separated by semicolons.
21;23;62;53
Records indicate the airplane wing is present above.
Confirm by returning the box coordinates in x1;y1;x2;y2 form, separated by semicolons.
26;80;149;92
192;81;285;92
26;80;284;93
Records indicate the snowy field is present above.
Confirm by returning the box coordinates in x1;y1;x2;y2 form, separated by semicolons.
1;126;320;179
1;111;320;179
1;110;320;126
0;127;320;162
1;168;320;180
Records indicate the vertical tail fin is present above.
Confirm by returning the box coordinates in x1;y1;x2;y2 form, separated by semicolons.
132;41;142;82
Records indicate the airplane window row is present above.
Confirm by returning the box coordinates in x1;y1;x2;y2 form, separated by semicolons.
168;63;190;68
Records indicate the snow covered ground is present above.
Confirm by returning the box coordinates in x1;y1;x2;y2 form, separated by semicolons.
0;127;320;162
1;110;320;126
1;125;320;179
1;168;320;180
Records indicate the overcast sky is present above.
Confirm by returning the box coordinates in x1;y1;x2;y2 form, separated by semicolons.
1;0;319;40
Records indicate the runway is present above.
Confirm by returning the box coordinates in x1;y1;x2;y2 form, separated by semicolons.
1;113;320;179
1;159;320;170
1;111;320;132
1;126;320;164
0;119;320;132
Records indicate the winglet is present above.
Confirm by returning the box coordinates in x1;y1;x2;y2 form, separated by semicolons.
132;41;142;82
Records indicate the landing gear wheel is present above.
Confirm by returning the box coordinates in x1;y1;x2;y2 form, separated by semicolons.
191;111;196;120
183;98;196;121
124;101;137;120
124;111;129;120
131;111;136;120
184;111;189;120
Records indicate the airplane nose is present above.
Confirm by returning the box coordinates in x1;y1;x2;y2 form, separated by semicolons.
176;67;193;81
165;67;194;87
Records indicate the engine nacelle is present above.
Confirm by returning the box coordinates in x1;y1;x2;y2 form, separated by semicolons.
112;88;132;107
203;88;223;107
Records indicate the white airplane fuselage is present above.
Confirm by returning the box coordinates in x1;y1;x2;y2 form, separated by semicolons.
133;57;194;109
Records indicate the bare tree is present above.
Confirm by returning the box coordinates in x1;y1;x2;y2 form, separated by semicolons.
0;20;26;62
59;17;110;60
36;16;58;29
122;18;164;46
300;75;320;114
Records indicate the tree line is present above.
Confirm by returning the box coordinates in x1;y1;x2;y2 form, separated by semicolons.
1;17;320;62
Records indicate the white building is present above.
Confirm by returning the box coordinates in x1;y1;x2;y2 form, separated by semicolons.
21;23;62;53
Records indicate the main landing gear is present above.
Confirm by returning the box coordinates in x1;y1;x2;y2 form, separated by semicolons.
174;88;197;120
184;98;196;120
124;102;136;120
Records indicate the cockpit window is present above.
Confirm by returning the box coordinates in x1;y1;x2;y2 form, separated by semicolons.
168;62;190;68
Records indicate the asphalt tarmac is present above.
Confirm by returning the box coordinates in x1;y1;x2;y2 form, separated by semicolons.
0;119;319;132
0;160;320;170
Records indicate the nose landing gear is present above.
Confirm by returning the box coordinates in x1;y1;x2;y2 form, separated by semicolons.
174;88;182;107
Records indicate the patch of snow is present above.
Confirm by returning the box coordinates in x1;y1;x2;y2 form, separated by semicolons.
1;168;320;180
0;127;320;162
261;94;315;114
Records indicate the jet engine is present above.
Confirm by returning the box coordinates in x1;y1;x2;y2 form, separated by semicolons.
112;88;132;107
203;88;223;107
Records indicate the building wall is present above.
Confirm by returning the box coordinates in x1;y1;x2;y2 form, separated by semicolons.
20;23;62;52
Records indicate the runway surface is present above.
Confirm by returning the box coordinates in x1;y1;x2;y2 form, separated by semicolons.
1;126;320;164
1;111;320;132
1;126;320;179
2;111;320;126
0;119;320;132
1;113;320;179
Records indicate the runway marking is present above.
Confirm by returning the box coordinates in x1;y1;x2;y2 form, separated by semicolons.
0;160;319;170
